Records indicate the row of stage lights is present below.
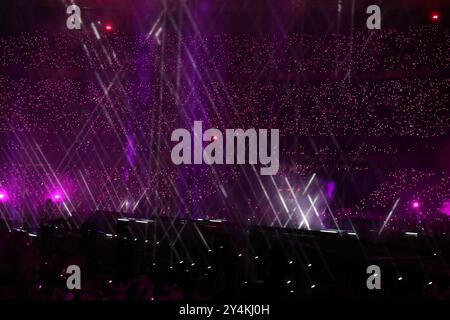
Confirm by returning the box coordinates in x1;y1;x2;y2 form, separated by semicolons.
0;189;423;212
89;10;443;35
0;189;424;218
0;191;63;203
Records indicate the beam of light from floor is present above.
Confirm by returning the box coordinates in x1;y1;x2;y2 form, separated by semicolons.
252;165;282;227
302;173;316;195
378;197;400;236
285;177;310;230
317;186;341;233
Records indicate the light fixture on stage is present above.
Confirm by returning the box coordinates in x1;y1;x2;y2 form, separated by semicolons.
412;201;420;209
0;192;6;202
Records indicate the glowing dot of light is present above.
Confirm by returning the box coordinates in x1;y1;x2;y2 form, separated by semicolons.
431;12;440;21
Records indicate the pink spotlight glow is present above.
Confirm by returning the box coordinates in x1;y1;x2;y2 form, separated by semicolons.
105;24;113;31
52;193;63;202
440;201;450;217
0;191;7;202
431;12;440;21
412;201;420;209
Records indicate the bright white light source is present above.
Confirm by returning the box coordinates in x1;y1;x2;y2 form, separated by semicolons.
320;229;339;234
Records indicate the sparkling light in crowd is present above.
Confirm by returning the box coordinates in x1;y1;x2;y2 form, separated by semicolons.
440;201;450;217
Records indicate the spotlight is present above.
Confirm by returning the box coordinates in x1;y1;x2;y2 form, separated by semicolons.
431;12;440;22
412;201;420;209
51;193;63;202
104;23;113;32
0;192;6;202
